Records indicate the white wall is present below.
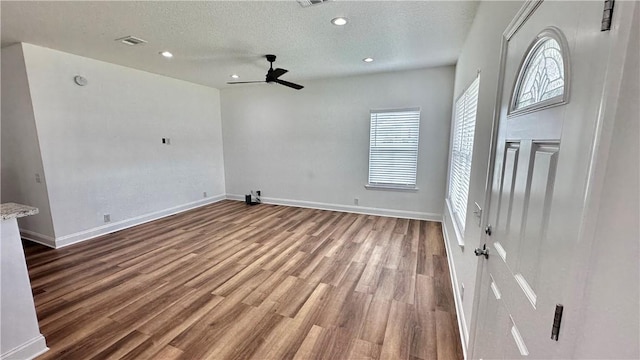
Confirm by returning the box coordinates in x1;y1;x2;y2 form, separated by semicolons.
18;43;226;246
574;4;639;357
441;0;524;348
221;67;454;219
1;43;56;239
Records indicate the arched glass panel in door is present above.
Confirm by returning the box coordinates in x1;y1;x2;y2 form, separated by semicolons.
511;28;569;114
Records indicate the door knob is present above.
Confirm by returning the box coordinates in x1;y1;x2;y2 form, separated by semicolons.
474;244;489;259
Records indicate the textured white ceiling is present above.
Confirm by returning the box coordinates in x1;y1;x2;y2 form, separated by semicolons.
1;1;478;89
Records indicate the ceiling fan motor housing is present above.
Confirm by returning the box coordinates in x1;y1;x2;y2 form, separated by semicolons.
227;54;303;90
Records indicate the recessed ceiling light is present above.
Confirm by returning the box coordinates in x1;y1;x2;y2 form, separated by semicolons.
363;57;374;63
160;51;173;58
331;17;348;26
231;74;239;79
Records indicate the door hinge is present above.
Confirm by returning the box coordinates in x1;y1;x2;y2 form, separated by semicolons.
601;0;615;31
551;304;564;341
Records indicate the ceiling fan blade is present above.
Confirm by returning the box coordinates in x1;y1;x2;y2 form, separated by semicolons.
226;81;266;84
271;68;288;79
274;79;304;90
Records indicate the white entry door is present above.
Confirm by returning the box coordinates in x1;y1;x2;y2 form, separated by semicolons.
472;1;623;359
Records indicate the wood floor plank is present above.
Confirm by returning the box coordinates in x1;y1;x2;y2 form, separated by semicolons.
183;300;282;360
293;325;324;360
427;222;446;256
305;326;354;360
48;318;133;360
241;270;292;307
130;293;225;359
249;283;331;360
359;298;392;345
352;218;375;243
433;255;455;313
436;310;464;360
22;200;462;360
153;345;184;360
347;338;381;360
88;330;149;360
274;277;318;318
412;275;437;360
214;310;285;360
379;300;417;360
336;291;373;334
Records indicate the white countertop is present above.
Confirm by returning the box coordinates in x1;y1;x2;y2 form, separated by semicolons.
0;203;39;220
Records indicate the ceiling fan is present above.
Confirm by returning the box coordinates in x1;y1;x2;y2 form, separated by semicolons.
227;54;304;90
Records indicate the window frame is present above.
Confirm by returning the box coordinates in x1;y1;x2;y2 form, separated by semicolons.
509;27;571;117
366;107;421;191
447;76;480;238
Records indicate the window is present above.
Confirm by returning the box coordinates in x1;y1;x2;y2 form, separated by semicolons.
368;108;420;189
511;28;569;114
448;77;479;233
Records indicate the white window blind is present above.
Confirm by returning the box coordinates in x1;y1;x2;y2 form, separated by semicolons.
368;108;420;188
448;77;480;233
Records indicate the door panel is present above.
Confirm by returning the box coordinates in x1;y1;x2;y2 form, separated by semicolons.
494;142;520;262
515;143;559;307
503;140;531;272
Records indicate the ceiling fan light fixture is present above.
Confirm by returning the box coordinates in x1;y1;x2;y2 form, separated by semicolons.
331;17;348;26
363;57;374;63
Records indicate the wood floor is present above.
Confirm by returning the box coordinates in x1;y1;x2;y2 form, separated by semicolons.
24;200;463;360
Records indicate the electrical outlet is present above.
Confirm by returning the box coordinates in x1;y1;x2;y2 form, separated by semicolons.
461;283;465;301
35;173;41;183
104;214;111;223
203;191;207;198
354;198;359;206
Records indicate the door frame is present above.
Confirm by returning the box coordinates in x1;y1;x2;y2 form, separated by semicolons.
467;1;637;358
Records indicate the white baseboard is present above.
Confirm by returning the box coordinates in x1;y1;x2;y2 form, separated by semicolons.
0;334;48;360
226;194;442;221
19;229;56;248
442;216;469;360
24;195;226;249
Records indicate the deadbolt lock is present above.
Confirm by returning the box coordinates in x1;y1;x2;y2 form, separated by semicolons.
485;225;492;236
474;244;489;259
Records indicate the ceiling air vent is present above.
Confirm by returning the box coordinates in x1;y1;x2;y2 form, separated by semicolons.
296;0;330;8
116;36;147;46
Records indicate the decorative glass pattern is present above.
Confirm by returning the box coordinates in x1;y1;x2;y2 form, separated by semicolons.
515;38;565;110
